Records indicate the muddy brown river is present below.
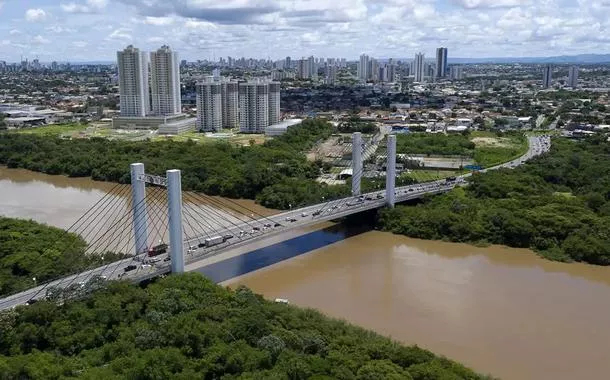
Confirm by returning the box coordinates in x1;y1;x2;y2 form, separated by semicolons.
2;166;610;379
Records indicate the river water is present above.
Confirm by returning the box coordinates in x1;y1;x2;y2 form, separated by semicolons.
2;167;610;380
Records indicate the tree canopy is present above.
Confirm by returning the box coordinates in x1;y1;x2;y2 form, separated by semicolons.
379;136;610;265
0;273;490;379
0;119;339;210
0;217;123;297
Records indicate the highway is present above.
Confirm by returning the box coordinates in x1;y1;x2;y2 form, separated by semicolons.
0;135;550;310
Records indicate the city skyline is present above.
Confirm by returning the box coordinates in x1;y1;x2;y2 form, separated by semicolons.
1;0;609;62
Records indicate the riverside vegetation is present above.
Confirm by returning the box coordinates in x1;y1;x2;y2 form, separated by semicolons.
379;136;610;265
0;217;123;297
0;273;491;379
0;119;348;210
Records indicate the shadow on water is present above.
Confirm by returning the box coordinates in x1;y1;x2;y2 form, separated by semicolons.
197;215;375;283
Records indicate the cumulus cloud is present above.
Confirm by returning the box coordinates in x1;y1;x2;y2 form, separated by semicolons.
32;35;50;44
61;0;108;14
106;27;133;41
25;8;47;22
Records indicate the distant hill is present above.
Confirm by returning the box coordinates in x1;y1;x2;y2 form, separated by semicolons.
447;54;610;64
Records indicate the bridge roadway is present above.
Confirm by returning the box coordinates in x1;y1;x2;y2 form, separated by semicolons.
0;135;550;310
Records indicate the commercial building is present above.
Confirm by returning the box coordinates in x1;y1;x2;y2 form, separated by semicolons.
117;45;149;117
568;66;579;88
436;47;448;78
413;53;425;83
196;77;222;132
150;45;181;116
542;65;552;89
221;80;239;129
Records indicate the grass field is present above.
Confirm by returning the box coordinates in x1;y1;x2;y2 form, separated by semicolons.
401;169;461;183
15;123;88;136
471;132;528;167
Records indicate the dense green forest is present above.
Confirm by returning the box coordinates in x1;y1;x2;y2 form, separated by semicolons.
0;218;122;297
0;274;490;379
0;119;346;209
379;136;610;265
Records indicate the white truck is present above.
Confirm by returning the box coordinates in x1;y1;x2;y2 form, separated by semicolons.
204;235;225;247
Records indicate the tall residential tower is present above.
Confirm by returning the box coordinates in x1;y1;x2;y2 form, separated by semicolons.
196;77;222;132
413;53;425;83
542;65;552;89
150;45;181;116
117;45;149;117
568;66;579;88
435;47;448;78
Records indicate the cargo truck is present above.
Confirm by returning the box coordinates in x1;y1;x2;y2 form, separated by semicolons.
204;235;225;247
148;243;168;257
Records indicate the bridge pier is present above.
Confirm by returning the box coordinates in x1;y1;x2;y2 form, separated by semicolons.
167;169;185;273
352;132;362;196
385;134;396;207
130;163;148;255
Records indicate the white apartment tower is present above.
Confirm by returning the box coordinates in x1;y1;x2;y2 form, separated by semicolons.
435;47;448;78
268;81;281;125
117;45;149;117
150;45;181;116
221;80;239;129
542;65;552;89
450;66;464;80
239;80;269;133
196;77;222;132
413;53;425;83
568;66;579;88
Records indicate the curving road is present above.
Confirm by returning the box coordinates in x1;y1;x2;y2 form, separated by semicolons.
0;135;550;311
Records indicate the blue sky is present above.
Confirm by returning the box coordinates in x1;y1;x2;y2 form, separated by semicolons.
0;0;608;62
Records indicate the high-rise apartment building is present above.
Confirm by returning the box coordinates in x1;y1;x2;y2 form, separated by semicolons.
307;56;317;79
542;65;552;88
196;77;222;132
221;80;239;129
268;81;281;125
450;66;464;80
568;66;579;88
285;56;291;69
435;47;448;78
239;80;269;133
297;58;310;79
387;59;395;82
413;53;425;83
358;54;369;82
117;45;149;117
325;64;337;85
150;45;181;116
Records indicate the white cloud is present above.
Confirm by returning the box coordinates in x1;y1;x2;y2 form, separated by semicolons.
61;0;108;14
454;0;529;8
9;29;20;35
147;36;165;43
106;27;133;41
143;16;175;26
25;8;47;22
32;35;50;44
72;41;89;47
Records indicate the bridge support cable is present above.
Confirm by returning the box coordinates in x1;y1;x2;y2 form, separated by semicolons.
87;186;170;286
191;192;279;229
19;184;145;299
182;194;245;236
79;185;134;254
184;192;263;234
181;202;222;242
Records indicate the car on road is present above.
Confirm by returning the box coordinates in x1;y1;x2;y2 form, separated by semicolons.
124;265;137;272
301;212;309;217
223;234;234;240
312;210;321;216
288;217;297;222
163;256;171;262
25;299;38;306
274;223;282;227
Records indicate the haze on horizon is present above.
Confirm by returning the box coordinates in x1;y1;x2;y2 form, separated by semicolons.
0;0;608;62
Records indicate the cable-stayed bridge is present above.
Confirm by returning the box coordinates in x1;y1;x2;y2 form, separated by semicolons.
0;134;550;310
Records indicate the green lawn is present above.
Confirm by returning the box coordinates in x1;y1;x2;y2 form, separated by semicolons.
401;170;461;183
15;123;88;136
471;133;528;167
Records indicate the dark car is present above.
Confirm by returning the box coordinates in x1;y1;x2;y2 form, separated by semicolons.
163;256;171;262
25;299;38;305
124;265;137;272
274;223;282;227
